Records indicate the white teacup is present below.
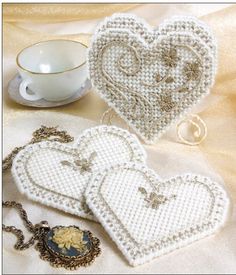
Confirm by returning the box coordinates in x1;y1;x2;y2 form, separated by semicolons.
16;40;88;102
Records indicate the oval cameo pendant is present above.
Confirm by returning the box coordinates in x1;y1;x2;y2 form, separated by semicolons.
36;226;101;270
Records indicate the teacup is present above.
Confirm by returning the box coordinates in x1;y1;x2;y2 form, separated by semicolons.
16;39;88;102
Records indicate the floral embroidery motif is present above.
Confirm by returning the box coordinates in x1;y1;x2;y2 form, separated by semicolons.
138;187;176;209
183;61;202;81
161;48;179;68
61;152;97;174
52;226;88;251
158;94;175;112
165;76;174;83
100;42;202;125
89;14;216;143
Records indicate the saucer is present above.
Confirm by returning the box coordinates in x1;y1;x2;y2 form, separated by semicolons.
8;74;92;108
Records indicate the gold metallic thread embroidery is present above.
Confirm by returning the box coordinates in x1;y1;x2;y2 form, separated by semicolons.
98;40;204;139
61;152;97;174
183;61;202;81
138;186;176;209
96;166;217;251
158;94;176;112
161;47;180;67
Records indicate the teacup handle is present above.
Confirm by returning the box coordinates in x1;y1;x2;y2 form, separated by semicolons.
19;79;42;101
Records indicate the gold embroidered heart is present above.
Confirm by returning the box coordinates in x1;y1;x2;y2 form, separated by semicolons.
89;14;216;143
86;163;229;266
11;126;146;221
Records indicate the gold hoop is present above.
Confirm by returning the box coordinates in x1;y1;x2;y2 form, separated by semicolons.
176;114;207;146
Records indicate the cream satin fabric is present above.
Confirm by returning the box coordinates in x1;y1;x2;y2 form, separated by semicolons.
3;4;236;274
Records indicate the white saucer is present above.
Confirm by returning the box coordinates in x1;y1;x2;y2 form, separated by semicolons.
8;74;92;108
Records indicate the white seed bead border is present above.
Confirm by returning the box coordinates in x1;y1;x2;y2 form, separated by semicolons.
95;14;217;57
74;125;146;164
85;163;229;266
11;126;147;221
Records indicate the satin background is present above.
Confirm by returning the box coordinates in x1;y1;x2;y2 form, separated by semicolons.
3;4;236;274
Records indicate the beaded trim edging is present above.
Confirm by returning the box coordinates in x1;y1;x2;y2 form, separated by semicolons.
85;163;229;266
88;13;217;143
11;126;146;221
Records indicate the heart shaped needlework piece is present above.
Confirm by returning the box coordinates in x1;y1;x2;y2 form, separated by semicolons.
89;14;217;143
11;126;146;221
85;163;229;266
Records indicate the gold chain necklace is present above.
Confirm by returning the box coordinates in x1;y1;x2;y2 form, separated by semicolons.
3;126;101;270
3;125;74;171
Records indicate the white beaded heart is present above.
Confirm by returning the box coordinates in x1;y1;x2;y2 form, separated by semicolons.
85;163;229;266
11;126;146;221
88;14;217;143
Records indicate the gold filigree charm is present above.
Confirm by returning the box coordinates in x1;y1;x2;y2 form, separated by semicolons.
61;152;97;174
138;187;176;209
36;225;101;270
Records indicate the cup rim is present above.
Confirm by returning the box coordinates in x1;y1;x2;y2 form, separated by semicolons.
16;39;88;75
